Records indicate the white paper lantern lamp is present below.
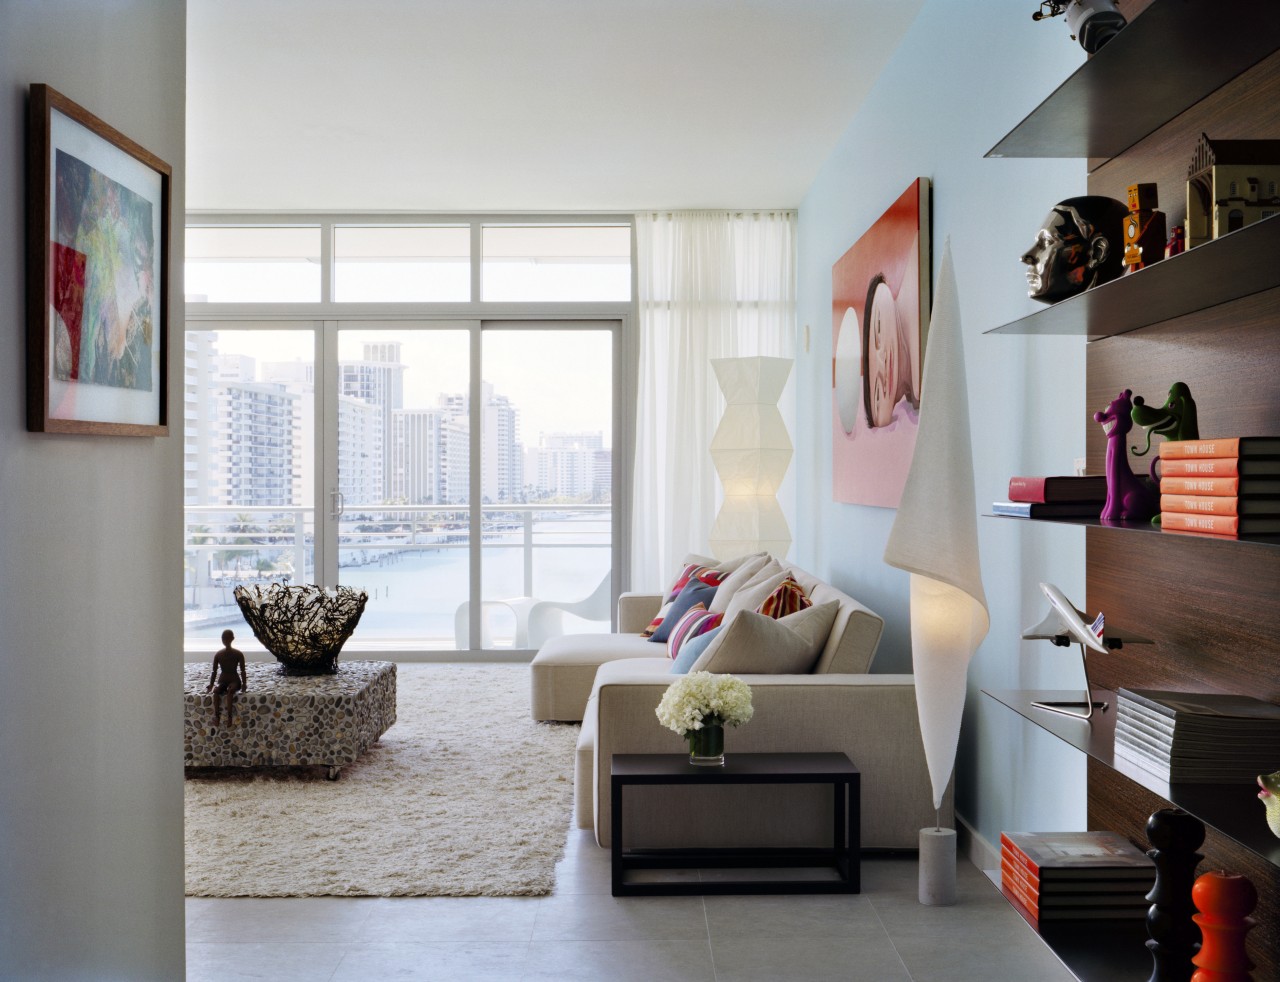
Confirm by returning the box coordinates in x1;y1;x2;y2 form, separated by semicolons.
708;356;793;560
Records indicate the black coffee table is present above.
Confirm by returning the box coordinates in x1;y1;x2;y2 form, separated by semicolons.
609;751;860;896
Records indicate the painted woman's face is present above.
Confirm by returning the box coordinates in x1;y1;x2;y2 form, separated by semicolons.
1021;209;1087;303
865;280;898;428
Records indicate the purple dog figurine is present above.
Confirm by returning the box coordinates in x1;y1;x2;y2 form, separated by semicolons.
1093;389;1158;522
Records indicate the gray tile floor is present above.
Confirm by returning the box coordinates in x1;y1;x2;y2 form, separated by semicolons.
186;830;1077;981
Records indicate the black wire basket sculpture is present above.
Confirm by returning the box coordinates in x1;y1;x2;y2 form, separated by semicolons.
233;583;369;675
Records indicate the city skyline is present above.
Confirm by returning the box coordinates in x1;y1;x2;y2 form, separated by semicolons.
185;332;610;508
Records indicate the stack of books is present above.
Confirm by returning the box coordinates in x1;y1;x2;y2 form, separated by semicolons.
993;475;1108;519
1000;831;1154;923
1158;437;1280;537
1114;688;1280;783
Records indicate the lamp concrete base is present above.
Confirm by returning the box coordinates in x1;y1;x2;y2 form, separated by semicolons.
919;827;957;905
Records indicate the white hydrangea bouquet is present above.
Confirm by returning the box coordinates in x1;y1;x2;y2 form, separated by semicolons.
655;671;753;765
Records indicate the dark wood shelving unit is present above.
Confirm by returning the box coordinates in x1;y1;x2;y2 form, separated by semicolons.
984;4;1280;977
985;689;1280;869
984;513;1280;547
984;215;1280;339
986;0;1280;160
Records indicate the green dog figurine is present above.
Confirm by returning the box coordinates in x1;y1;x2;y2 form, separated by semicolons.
1259;770;1280;839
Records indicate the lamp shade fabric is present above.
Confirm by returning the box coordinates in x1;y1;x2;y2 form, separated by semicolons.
883;240;989;812
709;356;793;560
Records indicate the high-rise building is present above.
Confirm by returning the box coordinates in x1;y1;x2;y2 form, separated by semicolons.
260;359;314;508
390;408;446;504
212;380;297;507
339;342;406;501
184;332;218;506
436;382;522;503
338;395;383;507
184;337;298;508
532;431;610;501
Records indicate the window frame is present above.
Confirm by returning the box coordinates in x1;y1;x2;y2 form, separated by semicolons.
183;213;639;661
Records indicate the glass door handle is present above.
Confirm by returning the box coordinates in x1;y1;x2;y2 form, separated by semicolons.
329;489;345;519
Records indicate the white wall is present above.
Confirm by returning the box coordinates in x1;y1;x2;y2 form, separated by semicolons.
795;0;1096;853
0;2;186;978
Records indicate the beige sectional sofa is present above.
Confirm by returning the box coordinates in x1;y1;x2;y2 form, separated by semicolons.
530;560;950;850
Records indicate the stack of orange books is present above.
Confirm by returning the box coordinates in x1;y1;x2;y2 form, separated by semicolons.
999;831;1154;925
1157;437;1280;537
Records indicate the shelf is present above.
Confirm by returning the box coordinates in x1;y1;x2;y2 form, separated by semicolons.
984;214;1280;339
983;870;1151;982
985;513;1280;547
983;688;1280;871
987;0;1280;160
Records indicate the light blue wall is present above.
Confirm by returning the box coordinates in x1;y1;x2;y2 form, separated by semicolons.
0;2;186;977
796;0;1097;852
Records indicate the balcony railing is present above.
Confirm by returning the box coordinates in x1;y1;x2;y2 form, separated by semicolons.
183;502;612;650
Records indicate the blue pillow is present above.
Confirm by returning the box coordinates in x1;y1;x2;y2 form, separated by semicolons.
670;626;721;673
649;580;718;643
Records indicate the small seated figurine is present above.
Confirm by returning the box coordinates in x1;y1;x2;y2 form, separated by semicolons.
1021;195;1129;304
206;629;248;726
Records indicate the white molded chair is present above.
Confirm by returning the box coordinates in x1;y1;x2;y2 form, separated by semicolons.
453;596;539;649
526;573;612;649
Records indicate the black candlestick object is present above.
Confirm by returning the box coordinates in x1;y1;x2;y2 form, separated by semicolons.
1144;808;1205;982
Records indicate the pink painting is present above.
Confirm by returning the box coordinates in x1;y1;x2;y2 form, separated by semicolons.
832;178;931;508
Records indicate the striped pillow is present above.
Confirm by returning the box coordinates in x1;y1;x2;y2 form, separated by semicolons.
640;600;673;638
665;563;726;602
666;605;724;661
756;575;812;619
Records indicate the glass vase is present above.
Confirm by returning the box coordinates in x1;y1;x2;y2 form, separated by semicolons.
687;718;725;766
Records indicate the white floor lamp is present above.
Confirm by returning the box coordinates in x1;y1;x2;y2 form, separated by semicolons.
708;356;793;560
884;241;989;906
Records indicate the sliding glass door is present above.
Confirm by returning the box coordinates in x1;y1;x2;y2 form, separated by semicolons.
183;319;618;655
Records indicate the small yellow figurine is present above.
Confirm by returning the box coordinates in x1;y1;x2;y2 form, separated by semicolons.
1258;770;1280;839
1122;183;1166;275
206;628;247;727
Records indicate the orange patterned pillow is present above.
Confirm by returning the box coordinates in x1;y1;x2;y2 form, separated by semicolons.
755;575;812;620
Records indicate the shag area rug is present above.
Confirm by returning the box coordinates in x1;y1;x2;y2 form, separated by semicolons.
184;662;578;897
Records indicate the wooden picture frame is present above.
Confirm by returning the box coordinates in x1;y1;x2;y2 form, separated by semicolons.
27;84;170;436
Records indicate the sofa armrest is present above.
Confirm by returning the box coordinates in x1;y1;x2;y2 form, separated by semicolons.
617;592;663;634
591;670;948;849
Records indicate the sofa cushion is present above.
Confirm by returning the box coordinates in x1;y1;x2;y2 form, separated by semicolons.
667;607;723;662
714;550;768;575
649;579;719;643
756;575;812;619
689;601;839;675
530;632;658;721
722;567;788;622
664;561;725;602
670;625;721;673
639;600;673;639
708;553;771;613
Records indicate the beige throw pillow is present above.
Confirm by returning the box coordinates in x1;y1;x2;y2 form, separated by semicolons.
714;551;769;575
720;565;786;621
708;554;772;613
689;601;839;675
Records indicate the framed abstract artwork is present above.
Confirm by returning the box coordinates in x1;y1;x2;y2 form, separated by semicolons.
832;178;931;507
27;84;170;436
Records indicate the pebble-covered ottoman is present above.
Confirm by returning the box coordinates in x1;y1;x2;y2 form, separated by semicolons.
183;659;396;779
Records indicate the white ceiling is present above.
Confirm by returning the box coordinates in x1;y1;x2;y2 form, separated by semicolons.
186;0;923;214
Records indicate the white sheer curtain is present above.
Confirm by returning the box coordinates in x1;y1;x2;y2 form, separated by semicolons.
632;210;797;589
